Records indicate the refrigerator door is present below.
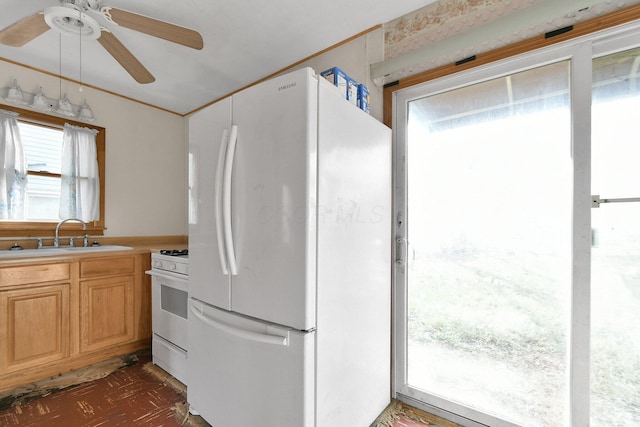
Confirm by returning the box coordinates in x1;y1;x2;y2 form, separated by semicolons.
188;97;233;309
187;299;314;427
315;78;392;425
230;67;318;331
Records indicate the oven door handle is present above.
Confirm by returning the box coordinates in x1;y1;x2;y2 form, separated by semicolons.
215;128;230;275
145;269;188;283
222;124;239;276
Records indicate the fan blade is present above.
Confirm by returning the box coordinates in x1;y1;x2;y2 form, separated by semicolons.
102;7;203;50
98;30;155;84
0;13;49;47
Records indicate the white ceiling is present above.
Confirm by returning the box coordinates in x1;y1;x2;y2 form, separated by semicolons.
0;0;434;115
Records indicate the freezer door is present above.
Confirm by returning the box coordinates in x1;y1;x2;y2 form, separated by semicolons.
187;299;314;427
188;97;233;309
230;68;318;331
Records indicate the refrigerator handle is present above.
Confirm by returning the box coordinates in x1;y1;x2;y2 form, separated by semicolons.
223;125;239;275
189;305;289;347
214;128;230;275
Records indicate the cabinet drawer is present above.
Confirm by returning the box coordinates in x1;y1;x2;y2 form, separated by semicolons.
80;256;135;278
0;263;70;288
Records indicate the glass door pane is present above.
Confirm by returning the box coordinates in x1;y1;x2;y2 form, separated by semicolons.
591;48;640;426
405;61;572;426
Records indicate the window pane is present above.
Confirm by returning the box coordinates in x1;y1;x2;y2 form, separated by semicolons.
19;122;62;174
10;121;63;222
406;61;571;426
25;175;60;221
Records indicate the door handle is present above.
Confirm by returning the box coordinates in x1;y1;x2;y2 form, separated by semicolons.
190;305;289;347
223;125;239;275
592;194;640;207
396;237;407;265
215;128;230;274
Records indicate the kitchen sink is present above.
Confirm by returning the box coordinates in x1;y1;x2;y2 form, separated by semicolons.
0;245;133;259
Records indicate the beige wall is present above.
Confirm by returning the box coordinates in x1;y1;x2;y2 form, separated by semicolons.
0;60;187;237
287;27;385;121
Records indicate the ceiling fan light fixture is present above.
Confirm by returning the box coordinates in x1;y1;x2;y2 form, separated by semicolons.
44;5;101;40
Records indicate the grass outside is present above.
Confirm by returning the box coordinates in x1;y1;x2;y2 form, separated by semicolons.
407;247;640;426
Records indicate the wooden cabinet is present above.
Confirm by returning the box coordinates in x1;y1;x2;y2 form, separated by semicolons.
0;262;70;287
0;283;70;372
79;257;136;353
0;253;151;393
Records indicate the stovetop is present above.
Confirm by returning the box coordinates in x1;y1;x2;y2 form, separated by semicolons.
150;249;189;275
160;249;188;257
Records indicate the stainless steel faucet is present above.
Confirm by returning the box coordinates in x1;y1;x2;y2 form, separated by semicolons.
54;218;87;247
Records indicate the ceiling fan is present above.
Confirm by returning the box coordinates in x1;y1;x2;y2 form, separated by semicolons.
0;0;203;84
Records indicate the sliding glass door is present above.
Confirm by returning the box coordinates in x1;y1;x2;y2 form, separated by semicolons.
398;58;573;427
590;48;640;426
394;24;640;427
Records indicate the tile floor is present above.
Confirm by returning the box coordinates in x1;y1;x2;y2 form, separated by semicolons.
0;350;453;427
0;351;185;426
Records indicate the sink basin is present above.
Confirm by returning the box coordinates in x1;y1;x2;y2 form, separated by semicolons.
62;245;133;252
0;245;133;259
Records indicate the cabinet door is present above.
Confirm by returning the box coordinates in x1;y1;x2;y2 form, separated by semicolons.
80;275;135;353
0;284;70;372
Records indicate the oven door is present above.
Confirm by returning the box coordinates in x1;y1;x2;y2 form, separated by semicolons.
147;270;188;351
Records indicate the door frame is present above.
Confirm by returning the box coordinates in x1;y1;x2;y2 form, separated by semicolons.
391;19;640;427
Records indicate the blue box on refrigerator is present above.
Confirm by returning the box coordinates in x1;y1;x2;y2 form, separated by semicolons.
358;84;370;114
346;76;358;106
320;67;348;99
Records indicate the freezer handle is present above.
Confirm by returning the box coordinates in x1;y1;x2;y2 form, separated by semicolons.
214;128;230;275
223;125;239;275
190;305;289;347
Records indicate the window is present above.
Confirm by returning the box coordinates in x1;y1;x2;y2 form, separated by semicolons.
0;105;105;237
19;121;63;221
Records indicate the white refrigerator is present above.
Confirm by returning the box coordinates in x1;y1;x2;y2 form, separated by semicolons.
187;67;391;427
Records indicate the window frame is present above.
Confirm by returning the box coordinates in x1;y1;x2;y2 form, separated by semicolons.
0;103;105;237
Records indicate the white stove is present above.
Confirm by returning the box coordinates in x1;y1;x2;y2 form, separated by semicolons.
151;249;189;275
146;249;189;384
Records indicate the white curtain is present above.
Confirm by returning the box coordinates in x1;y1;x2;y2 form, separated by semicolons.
59;123;100;222
0;109;27;219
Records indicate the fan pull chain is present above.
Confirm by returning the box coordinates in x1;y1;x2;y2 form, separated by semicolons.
59;33;62;99
79;8;83;92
